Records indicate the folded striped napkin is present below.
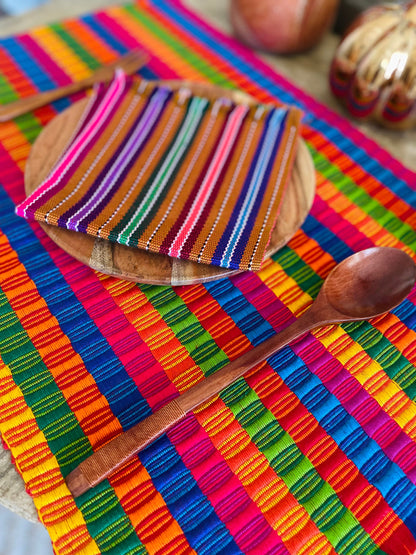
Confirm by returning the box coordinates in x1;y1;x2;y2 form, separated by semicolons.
17;70;302;271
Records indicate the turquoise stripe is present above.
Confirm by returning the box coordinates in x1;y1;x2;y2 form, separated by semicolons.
119;95;209;242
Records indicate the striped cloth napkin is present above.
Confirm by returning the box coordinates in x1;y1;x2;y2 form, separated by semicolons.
16;70;302;271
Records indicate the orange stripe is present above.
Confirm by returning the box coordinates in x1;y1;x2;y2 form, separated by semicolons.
62;19;119;63
316;173;413;253
304;129;416;229
108;6;207;82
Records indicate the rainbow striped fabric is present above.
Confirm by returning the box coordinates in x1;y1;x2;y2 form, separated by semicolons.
16;70;301;271
1;1;416;554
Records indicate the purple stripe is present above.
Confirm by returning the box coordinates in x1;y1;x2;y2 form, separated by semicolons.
65;87;171;231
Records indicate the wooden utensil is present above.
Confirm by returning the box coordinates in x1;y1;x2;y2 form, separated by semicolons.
0;50;148;122
24;83;315;285
66;246;416;497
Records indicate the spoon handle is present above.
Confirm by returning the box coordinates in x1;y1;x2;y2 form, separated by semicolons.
0;50;147;122
66;308;320;498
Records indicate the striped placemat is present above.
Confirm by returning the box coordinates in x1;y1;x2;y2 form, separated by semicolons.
0;1;415;554
16;70;301;271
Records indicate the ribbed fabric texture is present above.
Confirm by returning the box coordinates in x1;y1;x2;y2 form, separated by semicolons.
16;72;301;271
0;1;415;554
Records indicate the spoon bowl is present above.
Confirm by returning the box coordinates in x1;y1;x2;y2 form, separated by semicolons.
322;247;416;319
66;246;416;497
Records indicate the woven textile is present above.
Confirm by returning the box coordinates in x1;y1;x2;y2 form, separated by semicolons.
0;2;416;554
16;71;301;271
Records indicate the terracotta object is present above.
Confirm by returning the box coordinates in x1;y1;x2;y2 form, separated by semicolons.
66;246;416;497
24;82;316;286
330;1;416;129
230;0;340;54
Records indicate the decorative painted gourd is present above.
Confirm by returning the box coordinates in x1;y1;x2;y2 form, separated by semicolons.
330;2;416;129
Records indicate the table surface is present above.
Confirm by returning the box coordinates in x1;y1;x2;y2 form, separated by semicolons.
0;0;415;523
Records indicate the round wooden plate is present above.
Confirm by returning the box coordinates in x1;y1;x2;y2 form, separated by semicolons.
24;83;316;285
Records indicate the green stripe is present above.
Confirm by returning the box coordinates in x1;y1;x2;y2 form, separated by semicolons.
0;68;48;143
119;96;209;244
124;4;234;87
108;93;194;243
50;23;102;70
139;283;228;376
343;320;416;399
221;380;385;555
0;73;19;104
312;147;416;250
0;287;147;554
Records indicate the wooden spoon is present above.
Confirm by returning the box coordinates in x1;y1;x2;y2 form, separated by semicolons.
66;246;416;497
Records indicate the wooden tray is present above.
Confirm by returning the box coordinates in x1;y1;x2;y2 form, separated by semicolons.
24;83;316;285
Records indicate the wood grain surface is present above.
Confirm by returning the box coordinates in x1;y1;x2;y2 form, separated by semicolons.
24;82;316;285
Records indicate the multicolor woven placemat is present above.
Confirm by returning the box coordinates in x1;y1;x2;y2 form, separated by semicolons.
0;1;416;554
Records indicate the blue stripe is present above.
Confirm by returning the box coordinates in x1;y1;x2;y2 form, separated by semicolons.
300;215;354;263
205;278;275;347
0;37;71;112
1;187;150;430
81;14;129;54
227;110;286;269
140;436;242;555
211;110;273;267
272;346;416;521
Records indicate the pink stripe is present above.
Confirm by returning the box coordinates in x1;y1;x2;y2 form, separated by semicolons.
18;70;127;217
96;12;178;79
168;414;289;554
18;35;72;86
168;104;247;257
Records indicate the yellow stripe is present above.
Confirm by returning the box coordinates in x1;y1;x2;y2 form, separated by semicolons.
30;27;93;80
0;360;100;555
316;325;416;433
100;275;205;392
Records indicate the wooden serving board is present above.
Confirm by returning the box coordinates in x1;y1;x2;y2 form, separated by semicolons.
24;83;316;285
